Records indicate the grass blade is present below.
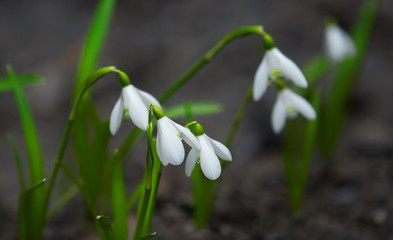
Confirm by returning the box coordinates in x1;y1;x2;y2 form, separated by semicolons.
72;0;116;100
7;135;26;190
95;215;115;240
18;178;46;240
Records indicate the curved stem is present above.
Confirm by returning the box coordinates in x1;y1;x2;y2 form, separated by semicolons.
159;25;264;104
44;66;129;216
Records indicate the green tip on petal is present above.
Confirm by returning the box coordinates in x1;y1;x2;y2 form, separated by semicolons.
152;105;165;120
193;123;205;136
324;17;337;28
262;33;275;50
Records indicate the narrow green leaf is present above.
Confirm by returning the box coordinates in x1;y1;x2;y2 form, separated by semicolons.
95;215;115;240
18;178;46;240
59;162;96;216
0;75;43;92
127;181;143;213
111;151;128;240
7;135;26;190
303;56;331;84
6;66;45;186
73;0;116;100
135;232;157;240
165;102;223;120
6;66;46;240
46;186;79;221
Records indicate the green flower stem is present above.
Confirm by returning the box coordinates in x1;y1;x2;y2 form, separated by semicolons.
159;25;264;104
142;140;163;234
134;123;155;238
44;66;129;218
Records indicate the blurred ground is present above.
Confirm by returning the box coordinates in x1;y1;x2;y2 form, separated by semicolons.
0;0;392;239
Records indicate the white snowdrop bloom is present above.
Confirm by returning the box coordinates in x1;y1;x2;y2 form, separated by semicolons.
153;106;200;166
272;88;316;134
185;124;232;180
110;84;161;134
325;24;357;63
253;47;308;101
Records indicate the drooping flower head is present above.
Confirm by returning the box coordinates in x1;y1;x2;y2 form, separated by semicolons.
185;123;232;180
324;22;357;63
253;33;308;101
110;84;161;134
271;88;316;134
152;106;200;166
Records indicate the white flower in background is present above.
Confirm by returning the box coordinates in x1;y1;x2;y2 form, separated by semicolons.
272;88;316;134
153;106;200;166
325;24;357;63
110;84;161;134
185;124;232;180
253;47;308;101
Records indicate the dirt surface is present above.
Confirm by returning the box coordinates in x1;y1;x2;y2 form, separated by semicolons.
0;0;392;239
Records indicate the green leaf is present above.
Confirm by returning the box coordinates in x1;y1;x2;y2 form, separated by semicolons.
165;102;223;120
7;135;26;190
73;0;116;100
46;186;79;221
111;152;128;240
283;90;322;214
135;232;157;240
95;215;115;240
6;66;46;239
0;74;43;92
302;56;331;86
18;178;46;240
59;162;96;215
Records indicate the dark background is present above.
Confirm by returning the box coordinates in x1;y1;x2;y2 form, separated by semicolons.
0;0;392;239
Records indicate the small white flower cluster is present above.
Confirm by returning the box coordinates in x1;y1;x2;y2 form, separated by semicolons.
253;34;316;133
109;84;231;180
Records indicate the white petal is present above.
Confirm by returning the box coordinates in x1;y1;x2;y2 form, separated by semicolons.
206;135;232;161
325;25;357;63
136;88;162;109
271;94;287;134
156;117;185;166
185;148;200;177
109;96;123;135
284;89;316;120
199;134;221;180
170;120;200;150
122;85;149;131
253;57;269;101
272;48;308;88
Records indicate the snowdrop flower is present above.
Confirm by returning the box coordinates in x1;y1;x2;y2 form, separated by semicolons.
325;23;356;63
110;84;161;134
152;106;200;166
272;88;316;134
253;34;308;101
185;123;232;180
